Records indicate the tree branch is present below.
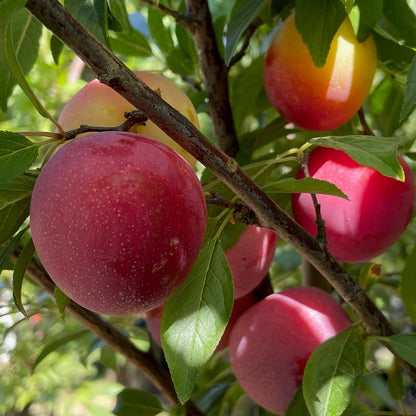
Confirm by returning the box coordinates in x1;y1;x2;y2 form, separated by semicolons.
184;0;239;157
18;251;205;416
24;0;416;384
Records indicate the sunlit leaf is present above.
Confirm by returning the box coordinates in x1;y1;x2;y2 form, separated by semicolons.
310;136;404;180
303;325;364;416
161;240;234;403
0;131;38;184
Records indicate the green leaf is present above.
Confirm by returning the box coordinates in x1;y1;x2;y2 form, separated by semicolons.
55;286;69;318
0;176;34;245
310;136;404;180
112;388;164;416
400;55;416;122
295;0;346;67
12;238;35;318
387;358;404;401
161;240;234;403
303;325;364;416
108;0;132;33
401;244;416;326
50;35;64;65
379;0;416;48
64;0;108;45
0;131;39;184
224;0;270;65
350;0;383;42
147;7;174;54
32;328;90;372
0;231;24;274
262;177;348;199
285;385;311;416
166;48;196;76
379;334;416;368
0;4;42;112
109;30;152;57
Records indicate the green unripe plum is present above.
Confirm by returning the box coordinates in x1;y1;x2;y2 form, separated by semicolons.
30;132;207;315
229;286;351;414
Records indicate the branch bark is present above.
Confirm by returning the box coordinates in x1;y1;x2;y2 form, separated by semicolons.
24;0;416;385
184;0;239;157
18;251;205;416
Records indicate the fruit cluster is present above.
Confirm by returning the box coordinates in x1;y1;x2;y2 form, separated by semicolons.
29;13;415;413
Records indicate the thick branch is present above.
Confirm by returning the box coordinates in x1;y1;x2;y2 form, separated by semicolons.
185;0;239;157
24;0;416;384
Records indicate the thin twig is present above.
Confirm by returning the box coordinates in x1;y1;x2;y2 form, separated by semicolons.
206;191;259;225
299;151;327;247
139;0;190;27
358;107;375;136
64;110;148;140
229;19;262;67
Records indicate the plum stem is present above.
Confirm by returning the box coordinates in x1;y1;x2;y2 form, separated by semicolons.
299;151;328;248
64;110;148;140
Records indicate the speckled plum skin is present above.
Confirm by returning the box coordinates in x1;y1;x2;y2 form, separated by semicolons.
224;225;277;298
57;71;199;166
30;132;207;315
264;14;377;130
292;147;415;263
229;286;351;415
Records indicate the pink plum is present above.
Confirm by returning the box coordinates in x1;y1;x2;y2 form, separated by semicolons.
229;286;351;414
292;147;415;263
224;225;277;298
30;132;207;315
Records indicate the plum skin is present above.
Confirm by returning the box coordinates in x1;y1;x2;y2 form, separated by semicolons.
30;132;207;315
263;14;377;131
229;286;351;415
292;147;415;263
57;70;200;166
224;225;277;298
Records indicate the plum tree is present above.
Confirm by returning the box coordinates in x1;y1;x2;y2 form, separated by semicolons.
229;286;351;415
224;225;277;298
30;131;207;315
145;291;257;351
263;14;377;130
57;71;199;166
292;147;415;263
